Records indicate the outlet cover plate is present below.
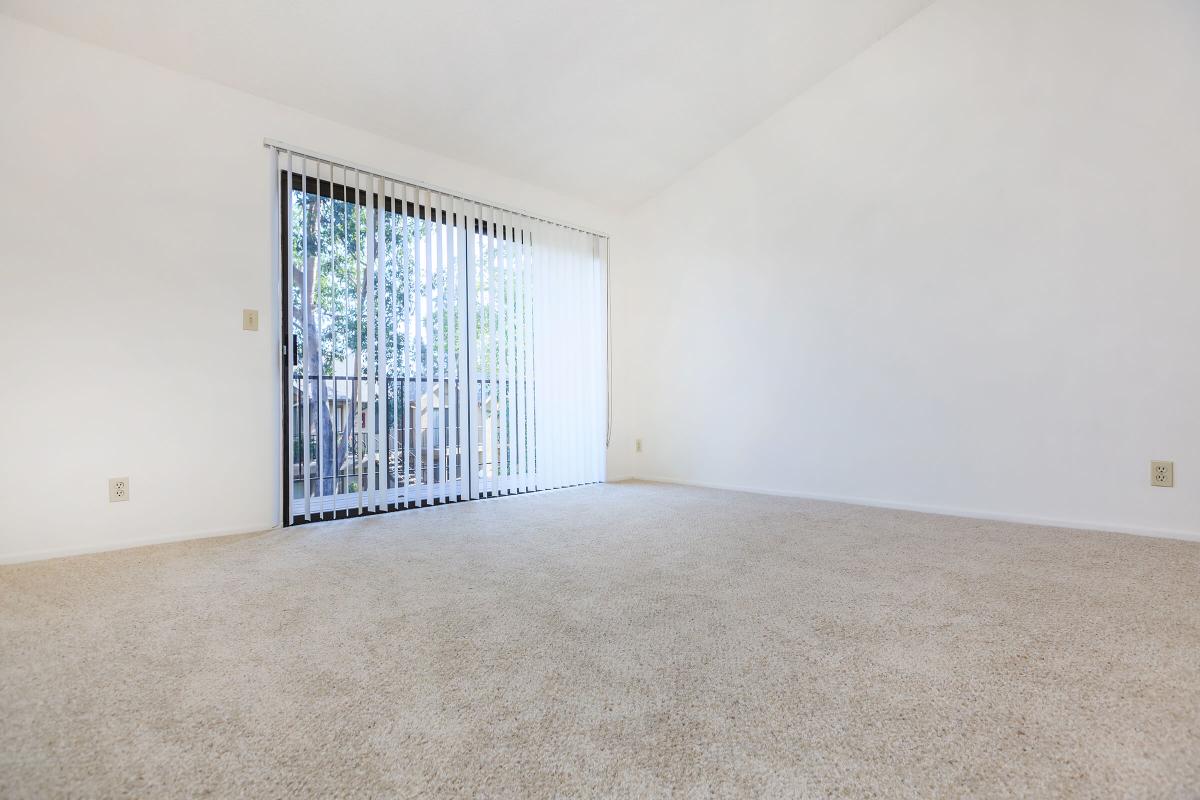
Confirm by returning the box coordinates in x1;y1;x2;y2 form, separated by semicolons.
109;477;130;502
1151;461;1174;488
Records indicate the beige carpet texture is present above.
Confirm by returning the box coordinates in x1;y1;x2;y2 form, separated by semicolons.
2;481;1198;798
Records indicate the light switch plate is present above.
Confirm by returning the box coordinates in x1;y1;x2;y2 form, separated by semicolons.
242;309;259;331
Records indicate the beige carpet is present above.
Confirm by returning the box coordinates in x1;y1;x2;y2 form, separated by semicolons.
2;481;1198;798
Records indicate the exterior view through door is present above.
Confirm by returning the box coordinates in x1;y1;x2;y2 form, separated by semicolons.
273;145;608;524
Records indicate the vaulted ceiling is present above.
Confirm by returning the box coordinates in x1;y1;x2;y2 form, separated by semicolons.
0;0;933;209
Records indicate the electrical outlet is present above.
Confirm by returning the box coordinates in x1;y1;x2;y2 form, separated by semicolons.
1151;461;1174;488
108;477;130;502
635;438;642;453
242;308;259;331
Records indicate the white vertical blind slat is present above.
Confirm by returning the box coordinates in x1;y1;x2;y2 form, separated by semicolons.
411;187;423;503
438;193;452;502
388;178;399;508
594;237;608;483
352;167;364;514
536;221;552;491
491;207;505;494
428;190;440;502
404;183;418;507
539;221;556;491
508;221;523;491
400;182;412;506
374;177;388;510
306;157;323;518
494;210;506;494
424;191;436;505
580;232;593;483
556;224;569;489
365;176;378;510
517;220;530;491
333;164;345;513
572;229;584;485
563;226;574;487
287;154;305;520
448;195;463;501
483;206;497;496
474;208;486;497
447;197;455;500
497;210;512;495
464;199;480;500
528;220;540;491
525;225;537;489
429;190;439;503
565;229;578;486
435;191;447;502
438;191;448;502
326;162;340;516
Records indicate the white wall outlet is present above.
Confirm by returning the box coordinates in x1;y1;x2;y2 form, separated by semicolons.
635;438;642;453
242;308;259;331
108;477;130;502
1151;461;1174;488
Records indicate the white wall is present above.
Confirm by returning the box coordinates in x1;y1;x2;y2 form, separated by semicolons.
615;0;1200;538
0;15;614;562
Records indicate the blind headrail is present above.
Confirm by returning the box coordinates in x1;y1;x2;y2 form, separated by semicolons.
264;138;609;239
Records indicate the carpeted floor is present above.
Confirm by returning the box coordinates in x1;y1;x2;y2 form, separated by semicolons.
1;481;1198;798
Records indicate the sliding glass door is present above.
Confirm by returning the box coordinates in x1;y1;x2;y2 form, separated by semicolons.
275;147;606;525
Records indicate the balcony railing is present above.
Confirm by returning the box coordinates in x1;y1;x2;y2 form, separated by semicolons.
287;376;529;502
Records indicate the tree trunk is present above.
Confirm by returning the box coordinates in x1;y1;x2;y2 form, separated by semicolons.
335;246;369;486
298;195;337;497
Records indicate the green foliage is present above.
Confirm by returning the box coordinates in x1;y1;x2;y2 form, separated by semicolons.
289;189;509;378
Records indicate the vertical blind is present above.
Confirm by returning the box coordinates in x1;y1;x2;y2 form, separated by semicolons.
271;145;607;523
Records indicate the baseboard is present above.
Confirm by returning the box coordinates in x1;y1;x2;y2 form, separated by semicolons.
633;475;1200;544
6;478;1193;564
3;482;635;565
0;523;281;565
